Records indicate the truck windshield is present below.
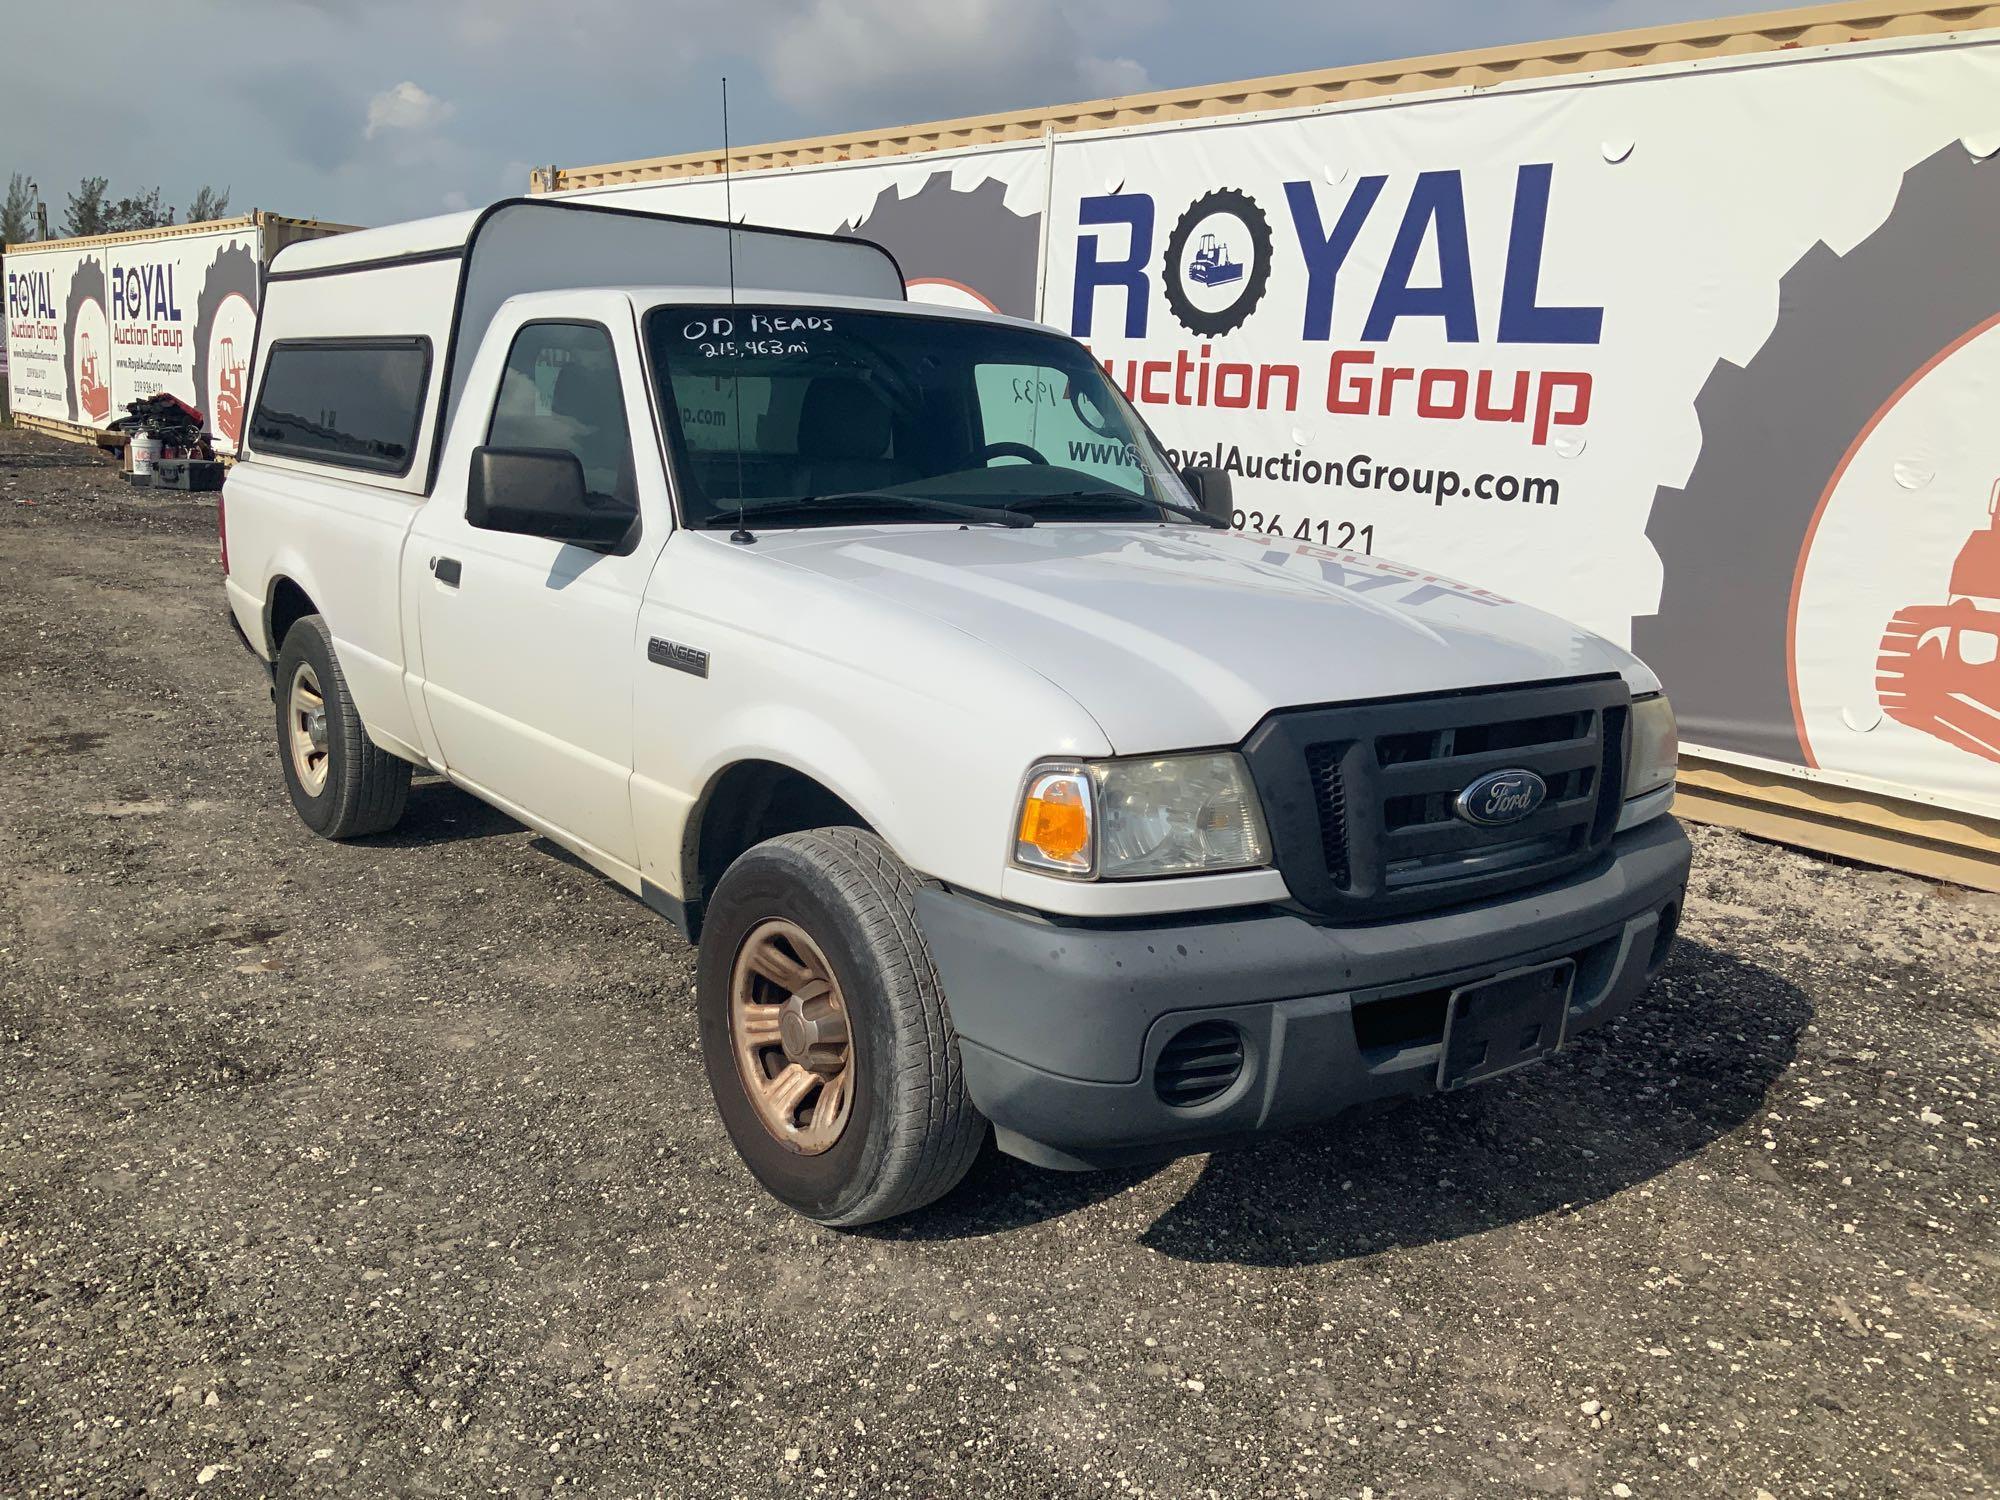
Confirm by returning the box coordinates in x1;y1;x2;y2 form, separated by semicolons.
643;304;1198;530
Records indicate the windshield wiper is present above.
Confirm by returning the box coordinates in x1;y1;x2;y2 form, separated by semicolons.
723;492;1033;530
1006;488;1229;530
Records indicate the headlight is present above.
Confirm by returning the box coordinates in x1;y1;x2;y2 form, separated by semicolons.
1015;753;1271;879
1626;694;1678;799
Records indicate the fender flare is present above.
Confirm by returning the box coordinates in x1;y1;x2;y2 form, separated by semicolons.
259;556;326;658
677;708;921;902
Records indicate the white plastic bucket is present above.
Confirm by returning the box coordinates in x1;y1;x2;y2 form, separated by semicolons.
130;433;163;477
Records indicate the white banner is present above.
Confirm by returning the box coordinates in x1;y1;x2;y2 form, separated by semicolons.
105;225;261;452
5;245;113;429
6;224;264;452
1041;38;2000;812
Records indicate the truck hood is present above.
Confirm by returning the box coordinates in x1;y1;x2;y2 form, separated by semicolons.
750;523;1656;751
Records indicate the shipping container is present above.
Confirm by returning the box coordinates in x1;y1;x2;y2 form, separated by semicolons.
533;2;2000;886
3;212;355;453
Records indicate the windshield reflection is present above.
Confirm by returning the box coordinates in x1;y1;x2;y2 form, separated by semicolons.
644;304;1198;530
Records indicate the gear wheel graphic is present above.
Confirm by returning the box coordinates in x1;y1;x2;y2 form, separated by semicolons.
838;172;1042;319
193;240;260;447
1161;187;1273;337
63;256;107;425
1632;141;2000;765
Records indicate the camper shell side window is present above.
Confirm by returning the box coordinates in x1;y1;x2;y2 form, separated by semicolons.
248;337;434;478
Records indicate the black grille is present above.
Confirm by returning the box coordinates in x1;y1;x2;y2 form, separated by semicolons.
1154;1021;1245;1107
1304;743;1352;890
1243;677;1630;920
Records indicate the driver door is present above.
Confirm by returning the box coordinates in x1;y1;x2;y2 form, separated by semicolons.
408;300;669;878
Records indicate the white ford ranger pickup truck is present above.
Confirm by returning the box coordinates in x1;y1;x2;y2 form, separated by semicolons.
222;200;1690;1225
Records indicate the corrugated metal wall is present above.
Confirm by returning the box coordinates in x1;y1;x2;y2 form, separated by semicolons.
4;213;357;259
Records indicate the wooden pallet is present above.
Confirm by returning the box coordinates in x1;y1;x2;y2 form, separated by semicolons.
12;414;121;449
1676;754;2000;891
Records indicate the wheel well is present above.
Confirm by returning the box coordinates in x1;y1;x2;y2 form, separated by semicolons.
688;761;868;939
266;577;317;656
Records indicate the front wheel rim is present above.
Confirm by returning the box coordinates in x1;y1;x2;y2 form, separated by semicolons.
287;662;330;796
728;918;855;1155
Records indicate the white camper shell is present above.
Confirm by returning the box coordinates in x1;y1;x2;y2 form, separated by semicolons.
247;197;906;494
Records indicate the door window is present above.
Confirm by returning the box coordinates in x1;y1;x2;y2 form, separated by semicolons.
486;322;637;518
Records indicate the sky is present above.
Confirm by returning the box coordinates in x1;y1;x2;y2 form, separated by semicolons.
2;0;1804;230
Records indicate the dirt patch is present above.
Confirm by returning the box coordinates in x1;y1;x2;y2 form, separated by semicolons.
0;426;1994;1497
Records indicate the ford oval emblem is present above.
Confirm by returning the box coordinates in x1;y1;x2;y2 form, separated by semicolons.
1454;768;1548;827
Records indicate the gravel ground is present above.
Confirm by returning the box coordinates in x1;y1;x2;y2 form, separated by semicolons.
1;424;1996;1499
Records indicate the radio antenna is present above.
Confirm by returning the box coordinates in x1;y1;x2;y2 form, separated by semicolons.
723;75;754;544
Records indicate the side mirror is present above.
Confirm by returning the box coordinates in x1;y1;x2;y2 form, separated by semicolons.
1179;464;1234;525
467;446;631;549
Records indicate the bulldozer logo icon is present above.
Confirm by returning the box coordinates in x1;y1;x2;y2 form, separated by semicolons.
76;330;110;423
1162;187;1273;337
63;257;110;427
214;336;246;445
1187;231;1243;287
1877;478;2000;763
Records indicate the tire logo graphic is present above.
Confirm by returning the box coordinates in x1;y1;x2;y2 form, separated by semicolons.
1162;187;1273;337
1633;141;2000;778
64;257;110;426
194;242;261;452
838;172;1042;321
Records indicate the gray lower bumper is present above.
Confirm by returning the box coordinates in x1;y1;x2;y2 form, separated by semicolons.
916;816;1692;1170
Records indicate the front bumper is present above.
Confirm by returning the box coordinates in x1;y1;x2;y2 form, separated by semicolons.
916;815;1692;1170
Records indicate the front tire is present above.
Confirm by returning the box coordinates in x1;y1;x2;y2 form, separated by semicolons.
273;614;409;839
696;829;985;1225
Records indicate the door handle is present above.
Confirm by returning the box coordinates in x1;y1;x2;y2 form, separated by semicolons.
432;556;462;588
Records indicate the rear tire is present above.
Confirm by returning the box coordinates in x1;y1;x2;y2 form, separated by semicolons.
697;828;985;1226
273;614;409;839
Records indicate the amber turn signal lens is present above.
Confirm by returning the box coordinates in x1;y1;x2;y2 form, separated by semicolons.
1013;754;1271;880
1015;771;1093;873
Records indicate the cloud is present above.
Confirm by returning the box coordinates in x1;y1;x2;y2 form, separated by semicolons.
1077;54;1152;98
0;0;1774;231
763;0;1159;120
365;81;455;140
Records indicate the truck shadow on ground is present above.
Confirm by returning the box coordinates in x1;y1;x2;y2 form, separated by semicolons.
368;777;526;848
894;939;1812;1266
